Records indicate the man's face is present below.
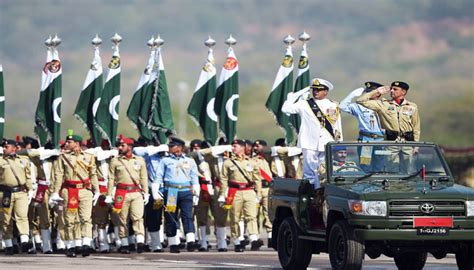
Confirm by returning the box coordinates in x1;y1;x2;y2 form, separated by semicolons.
3;144;16;156
65;140;78;151
191;145;201;152
334;150;348;163
390;86;406;100
232;143;245;156
244;144;253;156
118;143;131;155
312;88;328;100
253;144;264;155
169;144;183;155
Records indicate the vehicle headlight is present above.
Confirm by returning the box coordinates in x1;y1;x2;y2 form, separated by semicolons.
349;200;387;217
467;201;474;216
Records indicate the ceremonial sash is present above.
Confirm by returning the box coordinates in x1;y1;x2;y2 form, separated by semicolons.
33;182;49;204
98;178;107;207
307;99;338;140
1;191;12;208
64;180;85;212
259;168;272;184
224;187;238;210
112;183;140;213
199;179;214;203
165;187;179;213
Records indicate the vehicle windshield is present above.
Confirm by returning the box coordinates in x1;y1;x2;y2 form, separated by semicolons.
328;144;449;179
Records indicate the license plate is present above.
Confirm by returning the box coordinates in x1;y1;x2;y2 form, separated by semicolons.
416;227;449;236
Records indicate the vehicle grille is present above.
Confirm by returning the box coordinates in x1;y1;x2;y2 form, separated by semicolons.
389;200;465;217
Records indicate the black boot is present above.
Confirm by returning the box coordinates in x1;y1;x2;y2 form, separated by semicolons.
234;244;244;252
5;247;14;255
250;239;264;251
268;237;273;248
82;245;90;257
169;245;180;253
186;241;197;252
21;242;33;253
136;243;145;254
119;245;130;254
66;248;76;257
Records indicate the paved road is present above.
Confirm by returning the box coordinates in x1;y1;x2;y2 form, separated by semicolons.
0;248;458;269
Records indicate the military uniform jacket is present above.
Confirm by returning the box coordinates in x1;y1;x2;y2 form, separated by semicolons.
0;154;32;189
108;155;148;195
253;155;272;184
356;90;421;141
220;155;262;198
52;151;99;193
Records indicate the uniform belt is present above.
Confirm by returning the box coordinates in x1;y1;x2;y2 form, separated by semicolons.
64;179;90;189
229;181;254;190
99;181;108;187
359;131;384;138
116;184;141;192
37;180;50;186
0;184;27;192
385;130;414;141
165;183;192;189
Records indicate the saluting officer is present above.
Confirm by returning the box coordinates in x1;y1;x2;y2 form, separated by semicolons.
0;139;33;255
105;136;148;254
50;134;100;257
154;137;200;253
218;139;263;252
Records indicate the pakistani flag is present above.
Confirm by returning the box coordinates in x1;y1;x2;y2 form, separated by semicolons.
291;44;310;133
187;46;218;145
146;46;174;139
35;46;62;147
214;47;239;141
127;47;156;142
95;44;120;146
74;44;103;145
0;65;4;138
266;46;294;143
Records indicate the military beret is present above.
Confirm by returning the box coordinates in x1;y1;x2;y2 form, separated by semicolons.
22;136;39;148
65;134;83;143
2;139;17;147
190;139;202;148
310;78;334;91
168;137;185;147
253;140;267;147
274;138;287;147
364;81;383;92
117;135;134;146
391;81;409;91
333;145;347;152
217;137;228;145
244;139;253;146
232;139;246;146
200;140;212;149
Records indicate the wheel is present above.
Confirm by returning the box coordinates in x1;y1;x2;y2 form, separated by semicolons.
277;217;313;270
335;166;363;173
328;220;364;270
455;242;474;270
394;252;427;270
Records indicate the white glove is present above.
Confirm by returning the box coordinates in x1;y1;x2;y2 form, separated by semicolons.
49;192;63;207
193;195;199;206
151;182;163;201
28;190;35;204
104;195;114;205
92;192;101;206
143;193;150;205
31;182;38;192
217;196;226;208
211;145;232;156
256;197;261;204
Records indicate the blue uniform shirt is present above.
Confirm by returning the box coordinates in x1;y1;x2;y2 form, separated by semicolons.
340;87;384;140
155;154;198;191
133;147;162;186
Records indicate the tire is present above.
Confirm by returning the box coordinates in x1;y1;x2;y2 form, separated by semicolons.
455;242;474;270
328;220;364;270
394;252;428;270
277;217;313;270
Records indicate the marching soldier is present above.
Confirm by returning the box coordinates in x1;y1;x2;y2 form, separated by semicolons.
218;139;264;252
105;136;148;254
50;133;100;257
282;78;343;189
154;137;200;253
0;139;33;255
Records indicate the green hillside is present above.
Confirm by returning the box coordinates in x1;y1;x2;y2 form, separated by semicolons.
0;0;473;146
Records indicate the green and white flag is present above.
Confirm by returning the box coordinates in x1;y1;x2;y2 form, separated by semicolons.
127;47;156;143
74;44;103;145
0;65;4;139
187;46;218;145
95;43;121;146
266;46;294;143
214;47;239;141
146;46;174;141
35;46;62;147
291;44;310;133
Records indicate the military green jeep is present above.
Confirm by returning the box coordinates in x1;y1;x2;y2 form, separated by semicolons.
270;141;474;270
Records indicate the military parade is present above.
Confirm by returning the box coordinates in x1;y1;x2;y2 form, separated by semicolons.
1;2;474;269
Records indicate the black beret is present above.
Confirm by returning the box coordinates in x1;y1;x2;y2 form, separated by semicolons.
253;139;267;147
274;138;287;147
232;139;246;146
364;81;383;92
168;137;185;147
190;139;202;148
2;139;17;147
200;140;212;149
391;81;409;91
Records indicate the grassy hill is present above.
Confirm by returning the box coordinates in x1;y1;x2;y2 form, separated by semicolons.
1;0;473;146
